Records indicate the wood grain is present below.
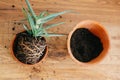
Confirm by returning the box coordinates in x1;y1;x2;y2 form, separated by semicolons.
0;0;120;80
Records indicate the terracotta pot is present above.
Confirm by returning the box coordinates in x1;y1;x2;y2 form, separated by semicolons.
11;31;48;65
67;20;110;65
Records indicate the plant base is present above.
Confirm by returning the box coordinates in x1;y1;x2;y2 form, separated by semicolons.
13;31;47;65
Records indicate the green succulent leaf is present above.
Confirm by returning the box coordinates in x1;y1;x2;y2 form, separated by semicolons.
45;22;65;30
35;28;45;37
23;24;32;34
36;10;71;24
20;18;27;21
23;24;29;31
43;29;48;37
22;8;36;35
36;25;43;32
22;8;27;18
41;33;65;37
21;0;70;37
25;0;36;19
37;11;49;19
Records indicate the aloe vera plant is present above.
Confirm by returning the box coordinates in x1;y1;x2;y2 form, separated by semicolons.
22;0;70;37
12;0;70;65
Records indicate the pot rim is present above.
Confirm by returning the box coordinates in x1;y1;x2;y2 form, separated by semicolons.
67;20;110;65
10;31;48;66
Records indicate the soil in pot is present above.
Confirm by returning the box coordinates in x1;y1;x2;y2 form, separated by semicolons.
13;31;47;65
70;28;103;62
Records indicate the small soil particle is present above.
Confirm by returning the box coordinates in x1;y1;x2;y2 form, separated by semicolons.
70;28;103;62
70;20;72;22
59;15;62;18
53;71;55;74
14;22;16;24
4;46;7;48
32;67;41;73
41;78;44;80
12;5;15;8
12;27;15;31
54;2;57;4
46;10;49;12
18;23;21;25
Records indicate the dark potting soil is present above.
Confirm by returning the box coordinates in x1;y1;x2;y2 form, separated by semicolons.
13;31;47;65
70;28;103;62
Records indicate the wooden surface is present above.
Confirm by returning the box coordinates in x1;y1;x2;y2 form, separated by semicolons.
0;0;120;80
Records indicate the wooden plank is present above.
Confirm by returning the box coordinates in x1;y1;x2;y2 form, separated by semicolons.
0;0;120;80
